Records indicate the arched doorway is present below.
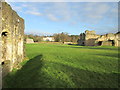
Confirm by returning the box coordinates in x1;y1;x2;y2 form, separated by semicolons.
98;41;103;46
108;40;115;46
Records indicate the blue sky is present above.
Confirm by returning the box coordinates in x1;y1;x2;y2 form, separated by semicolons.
9;2;118;36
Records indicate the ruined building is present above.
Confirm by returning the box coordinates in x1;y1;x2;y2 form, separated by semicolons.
0;2;25;76
26;38;34;43
78;30;120;47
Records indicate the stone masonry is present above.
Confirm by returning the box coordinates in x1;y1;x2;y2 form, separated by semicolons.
0;2;25;77
26;38;34;44
78;30;120;47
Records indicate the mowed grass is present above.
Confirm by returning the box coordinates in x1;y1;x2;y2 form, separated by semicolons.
4;43;119;88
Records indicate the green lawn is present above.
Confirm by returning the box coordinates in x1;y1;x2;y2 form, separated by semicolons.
4;43;119;88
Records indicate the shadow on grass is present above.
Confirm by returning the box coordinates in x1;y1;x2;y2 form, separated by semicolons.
3;55;118;88
3;55;74;88
51;62;118;88
94;53;118;58
67;44;119;51
68;44;79;46
4;55;44;88
81;47;118;51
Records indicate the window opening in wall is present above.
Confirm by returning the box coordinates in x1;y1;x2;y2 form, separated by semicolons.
1;62;4;65
108;40;115;46
2;32;8;37
98;41;102;46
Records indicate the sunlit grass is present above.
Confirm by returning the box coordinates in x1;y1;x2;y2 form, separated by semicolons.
4;43;119;88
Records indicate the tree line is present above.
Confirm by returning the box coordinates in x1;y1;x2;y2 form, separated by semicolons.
25;32;79;43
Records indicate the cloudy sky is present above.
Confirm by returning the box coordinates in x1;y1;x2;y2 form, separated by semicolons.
8;1;118;35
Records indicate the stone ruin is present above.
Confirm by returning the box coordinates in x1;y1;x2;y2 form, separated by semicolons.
0;2;25;77
78;30;120;47
26;38;34;44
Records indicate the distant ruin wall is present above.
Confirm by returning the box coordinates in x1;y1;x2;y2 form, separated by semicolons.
96;33;120;46
26;38;34;43
0;2;24;77
78;33;85;46
102;41;113;46
78;30;120;47
85;30;100;46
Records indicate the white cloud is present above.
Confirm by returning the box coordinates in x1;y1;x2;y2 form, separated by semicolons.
70;21;77;25
9;3;43;16
6;1;118;35
25;11;42;16
47;14;58;21
21;4;29;8
81;3;110;23
42;2;114;24
25;31;53;36
111;8;118;13
9;2;118;25
44;2;71;21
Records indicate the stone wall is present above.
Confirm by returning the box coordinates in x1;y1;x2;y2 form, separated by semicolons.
0;1;2;89
114;33;120;47
26;38;34;43
0;2;24;77
102;41;113;46
64;42;73;45
78;30;120;47
78;33;85;46
78;30;100;46
96;33;120;46
85;30;100;46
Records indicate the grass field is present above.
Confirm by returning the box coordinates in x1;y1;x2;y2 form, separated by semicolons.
4;43;119;88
